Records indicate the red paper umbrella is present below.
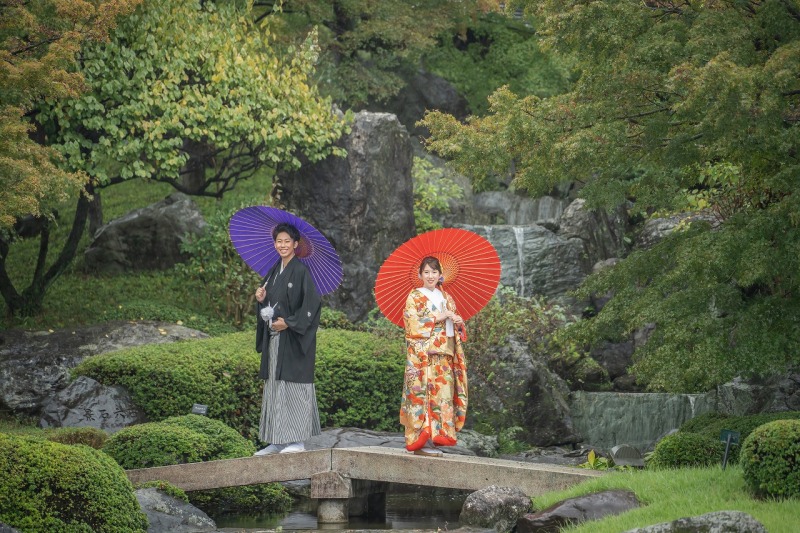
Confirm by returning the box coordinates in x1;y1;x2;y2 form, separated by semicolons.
375;228;502;328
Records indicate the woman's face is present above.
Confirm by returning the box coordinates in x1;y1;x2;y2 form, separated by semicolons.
420;265;440;290
274;231;298;260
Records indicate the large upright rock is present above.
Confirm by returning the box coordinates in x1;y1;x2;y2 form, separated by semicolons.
464;224;588;300
280;111;415;321
558;199;629;267
84;192;206;273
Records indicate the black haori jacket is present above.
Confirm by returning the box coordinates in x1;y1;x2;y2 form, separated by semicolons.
255;256;321;383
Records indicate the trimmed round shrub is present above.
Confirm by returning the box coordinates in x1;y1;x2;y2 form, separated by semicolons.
103;423;211;469
679;411;800;464
74;329;405;439
160;414;255;459
46;426;108;449
648;432;725;469
0;432;148;531
741;419;800;498
104;417;291;515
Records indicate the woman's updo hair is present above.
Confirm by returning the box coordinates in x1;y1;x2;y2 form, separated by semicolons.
272;222;301;242
418;256;442;275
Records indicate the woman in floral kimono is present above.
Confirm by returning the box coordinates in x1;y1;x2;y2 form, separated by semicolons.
400;256;468;457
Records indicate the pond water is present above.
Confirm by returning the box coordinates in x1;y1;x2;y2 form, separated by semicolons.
214;485;469;531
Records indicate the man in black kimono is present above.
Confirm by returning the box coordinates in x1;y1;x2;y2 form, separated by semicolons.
254;222;322;455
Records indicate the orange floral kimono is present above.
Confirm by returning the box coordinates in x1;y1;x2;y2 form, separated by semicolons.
399;288;468;451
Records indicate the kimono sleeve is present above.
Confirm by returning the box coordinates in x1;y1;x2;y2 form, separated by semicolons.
403;292;434;340
283;267;321;336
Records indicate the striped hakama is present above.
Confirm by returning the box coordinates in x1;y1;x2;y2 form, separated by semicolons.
259;331;321;444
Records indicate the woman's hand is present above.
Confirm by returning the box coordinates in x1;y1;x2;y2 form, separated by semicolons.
433;311;449;322
271;317;288;331
255;286;266;303
451;314;464;326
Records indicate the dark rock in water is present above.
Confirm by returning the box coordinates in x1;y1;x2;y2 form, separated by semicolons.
280;111;415;322
0;321;207;416
135;488;218;532
460;485;531;533
39;376;147;433
84;192;206;273
0;522;21;533
622;510;768;533
517;489;639;533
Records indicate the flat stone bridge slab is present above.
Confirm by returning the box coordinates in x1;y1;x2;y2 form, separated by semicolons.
127;446;602;494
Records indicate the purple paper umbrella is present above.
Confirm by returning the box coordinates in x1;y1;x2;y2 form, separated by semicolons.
229;206;343;295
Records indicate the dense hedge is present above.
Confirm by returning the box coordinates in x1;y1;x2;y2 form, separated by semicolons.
679;411;800;464
315;329;404;430
0;432;148;532
647;432;725;469
74;329;405;440
741;419;800;498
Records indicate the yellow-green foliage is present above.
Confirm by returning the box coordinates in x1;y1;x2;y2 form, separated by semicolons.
74;329;405;438
0;0;141;230
741;419;800;499
0;432;148;532
46;426;108;449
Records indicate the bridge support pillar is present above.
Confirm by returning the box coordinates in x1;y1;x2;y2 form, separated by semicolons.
312;471;351;524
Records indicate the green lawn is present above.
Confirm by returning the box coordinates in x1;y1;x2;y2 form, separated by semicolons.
534;466;799;533
1;174;271;332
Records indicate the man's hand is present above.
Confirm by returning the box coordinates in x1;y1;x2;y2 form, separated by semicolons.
271;317;288;331
255;287;266;303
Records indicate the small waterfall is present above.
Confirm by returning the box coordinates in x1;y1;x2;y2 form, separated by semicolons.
483;225;493;242
688;395;696;418
512;226;525;297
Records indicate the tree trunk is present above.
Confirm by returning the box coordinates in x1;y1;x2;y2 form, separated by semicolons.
88;189;103;238
0;187;92;317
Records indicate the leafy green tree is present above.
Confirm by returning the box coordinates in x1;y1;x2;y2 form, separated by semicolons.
422;1;800;391
0;0;142;231
425;11;573;114
254;0;502;107
1;0;349;317
412;157;464;233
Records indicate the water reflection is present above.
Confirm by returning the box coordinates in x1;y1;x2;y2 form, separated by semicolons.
215;485;469;531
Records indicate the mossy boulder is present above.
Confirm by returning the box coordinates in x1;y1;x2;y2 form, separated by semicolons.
0;432;148;532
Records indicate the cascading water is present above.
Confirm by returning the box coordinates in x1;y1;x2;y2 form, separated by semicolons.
512;226;525;297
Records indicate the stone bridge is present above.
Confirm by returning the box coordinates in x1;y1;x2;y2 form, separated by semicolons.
126;446;604;523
